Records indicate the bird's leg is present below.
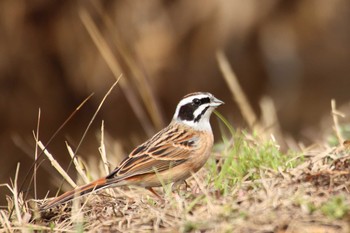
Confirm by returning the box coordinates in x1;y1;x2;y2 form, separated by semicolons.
171;180;191;192
146;187;163;201
183;180;190;190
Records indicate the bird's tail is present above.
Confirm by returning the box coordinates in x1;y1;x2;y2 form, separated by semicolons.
41;177;108;210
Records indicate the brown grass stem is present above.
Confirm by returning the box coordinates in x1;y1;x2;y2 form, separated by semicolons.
65;142;90;184
79;7;156;136
33;108;41;201
331;99;345;144
89;1;166;130
37;140;77;188
216;50;262;132
98;120;110;176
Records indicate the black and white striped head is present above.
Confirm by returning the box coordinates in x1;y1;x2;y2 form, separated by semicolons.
173;92;224;131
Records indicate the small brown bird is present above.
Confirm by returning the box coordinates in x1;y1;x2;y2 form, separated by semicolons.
42;92;224;210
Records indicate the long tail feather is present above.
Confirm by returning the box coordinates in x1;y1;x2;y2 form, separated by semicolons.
41;177;108;210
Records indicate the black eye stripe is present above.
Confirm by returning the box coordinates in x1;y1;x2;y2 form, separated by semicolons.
193;98;200;105
178;97;211;121
192;97;210;105
200;97;210;104
178;103;195;121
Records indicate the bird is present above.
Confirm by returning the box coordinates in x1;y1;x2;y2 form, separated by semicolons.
42;92;224;210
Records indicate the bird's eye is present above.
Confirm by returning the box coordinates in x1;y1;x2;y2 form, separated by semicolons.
193;98;201;105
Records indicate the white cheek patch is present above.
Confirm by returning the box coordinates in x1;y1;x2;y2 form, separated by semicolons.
193;105;209;122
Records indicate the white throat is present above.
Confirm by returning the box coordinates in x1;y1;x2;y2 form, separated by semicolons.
176;118;213;132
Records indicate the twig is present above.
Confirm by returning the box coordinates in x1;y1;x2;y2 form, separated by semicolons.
17;93;92;208
33;108;41;200
13;163;22;223
65;142;90;184
37;141;77;188
62;77;121;191
0;210;11;230
331;99;345;144
98;121;110;175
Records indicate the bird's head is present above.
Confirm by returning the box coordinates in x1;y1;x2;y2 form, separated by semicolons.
173;92;224;131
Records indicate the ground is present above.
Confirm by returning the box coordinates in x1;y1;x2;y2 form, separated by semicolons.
2;130;350;232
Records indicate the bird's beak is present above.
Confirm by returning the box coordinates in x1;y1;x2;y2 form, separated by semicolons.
211;97;224;107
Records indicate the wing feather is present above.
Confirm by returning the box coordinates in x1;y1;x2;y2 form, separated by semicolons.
106;123;197;180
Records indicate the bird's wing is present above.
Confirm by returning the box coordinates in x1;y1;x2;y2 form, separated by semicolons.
106;124;197;179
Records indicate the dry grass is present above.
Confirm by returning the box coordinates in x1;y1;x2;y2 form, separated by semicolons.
1;131;350;232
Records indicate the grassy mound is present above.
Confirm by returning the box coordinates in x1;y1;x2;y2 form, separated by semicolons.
2;130;350;232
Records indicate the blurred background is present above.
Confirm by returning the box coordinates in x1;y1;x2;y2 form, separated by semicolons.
1;0;350;205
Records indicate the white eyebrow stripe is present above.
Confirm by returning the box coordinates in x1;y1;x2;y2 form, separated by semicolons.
178;94;211;106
